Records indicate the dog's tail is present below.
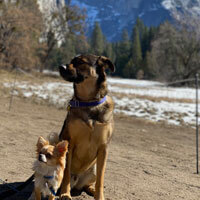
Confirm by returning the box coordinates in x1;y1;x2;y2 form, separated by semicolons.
47;132;60;145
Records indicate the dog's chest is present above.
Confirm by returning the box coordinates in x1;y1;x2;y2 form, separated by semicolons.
69;117;112;144
34;163;62;196
68;118;113;172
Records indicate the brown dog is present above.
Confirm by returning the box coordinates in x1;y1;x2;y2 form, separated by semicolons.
58;54;115;200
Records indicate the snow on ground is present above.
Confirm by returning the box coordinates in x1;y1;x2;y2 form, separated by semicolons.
109;85;196;100
108;77;164;87
3;77;199;126
4;81;73;107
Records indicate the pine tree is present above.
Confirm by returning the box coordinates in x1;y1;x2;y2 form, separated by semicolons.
122;59;135;78
113;29;131;77
121;29;131;54
104;43;115;61
135;18;145;40
90;22;104;55
132;26;142;67
141;26;149;58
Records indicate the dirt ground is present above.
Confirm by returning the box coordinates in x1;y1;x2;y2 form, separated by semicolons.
0;76;200;199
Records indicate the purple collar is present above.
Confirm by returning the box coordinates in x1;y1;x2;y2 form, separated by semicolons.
69;96;107;108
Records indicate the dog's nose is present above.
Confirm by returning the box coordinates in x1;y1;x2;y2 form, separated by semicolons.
62;65;67;70
38;154;43;161
59;65;67;70
38;154;47;163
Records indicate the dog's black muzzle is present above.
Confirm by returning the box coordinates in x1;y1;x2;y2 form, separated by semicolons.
59;65;84;84
38;154;47;163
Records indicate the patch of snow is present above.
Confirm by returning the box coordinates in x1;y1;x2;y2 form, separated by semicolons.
109;85;196;100
108;77;197;100
3;77;200;126
23;92;33;98
108;77;163;87
192;6;200;14
43;70;59;76
139;12;144;17
113;96;196;126
162;0;174;10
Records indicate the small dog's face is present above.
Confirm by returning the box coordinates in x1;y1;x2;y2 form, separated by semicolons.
59;54;115;84
36;136;68;166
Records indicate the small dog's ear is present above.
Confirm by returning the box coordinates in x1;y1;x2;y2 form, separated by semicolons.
55;140;69;155
96;56;115;73
37;137;49;152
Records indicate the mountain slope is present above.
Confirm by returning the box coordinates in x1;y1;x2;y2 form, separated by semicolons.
71;0;200;41
36;0;200;41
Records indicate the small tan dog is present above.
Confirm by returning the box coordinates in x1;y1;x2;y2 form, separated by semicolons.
29;136;68;200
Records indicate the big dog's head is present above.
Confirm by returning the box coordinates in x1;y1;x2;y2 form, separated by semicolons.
59;55;115;100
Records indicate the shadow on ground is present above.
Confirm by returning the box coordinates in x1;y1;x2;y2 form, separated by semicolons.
0;180;89;200
0;181;33;200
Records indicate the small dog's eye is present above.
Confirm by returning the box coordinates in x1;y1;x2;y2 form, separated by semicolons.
46;153;52;159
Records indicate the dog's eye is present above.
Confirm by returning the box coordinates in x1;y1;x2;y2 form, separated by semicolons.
46;153;52;159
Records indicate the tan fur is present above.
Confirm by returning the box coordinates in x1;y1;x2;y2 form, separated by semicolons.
59;55;115;200
30;137;68;200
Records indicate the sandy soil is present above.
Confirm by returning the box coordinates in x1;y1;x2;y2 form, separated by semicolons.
0;74;200;199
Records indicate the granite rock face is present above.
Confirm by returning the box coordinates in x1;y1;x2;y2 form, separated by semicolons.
71;0;200;41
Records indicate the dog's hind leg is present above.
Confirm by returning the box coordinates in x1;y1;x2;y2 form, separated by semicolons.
75;165;96;196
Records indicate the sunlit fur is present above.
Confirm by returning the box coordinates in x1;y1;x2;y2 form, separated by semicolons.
31;136;68;200
59;55;115;200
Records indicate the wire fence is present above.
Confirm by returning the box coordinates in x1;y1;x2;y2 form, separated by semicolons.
165;74;199;174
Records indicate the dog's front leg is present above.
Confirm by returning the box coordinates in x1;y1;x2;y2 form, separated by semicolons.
60;143;73;200
95;144;108;200
34;187;41;200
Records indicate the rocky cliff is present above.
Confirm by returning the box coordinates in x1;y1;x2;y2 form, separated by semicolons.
71;0;200;41
37;0;200;41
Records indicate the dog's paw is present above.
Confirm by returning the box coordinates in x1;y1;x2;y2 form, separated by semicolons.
59;193;72;200
83;185;95;197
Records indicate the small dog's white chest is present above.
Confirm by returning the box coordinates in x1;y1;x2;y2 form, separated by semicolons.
35;176;58;196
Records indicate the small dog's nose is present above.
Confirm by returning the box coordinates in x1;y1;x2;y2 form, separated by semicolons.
38;154;43;162
38;154;47;163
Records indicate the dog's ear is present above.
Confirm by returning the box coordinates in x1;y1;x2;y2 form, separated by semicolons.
37;137;49;152
55;140;69;156
96;56;115;73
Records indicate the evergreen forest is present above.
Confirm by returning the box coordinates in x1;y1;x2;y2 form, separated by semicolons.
0;0;200;83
